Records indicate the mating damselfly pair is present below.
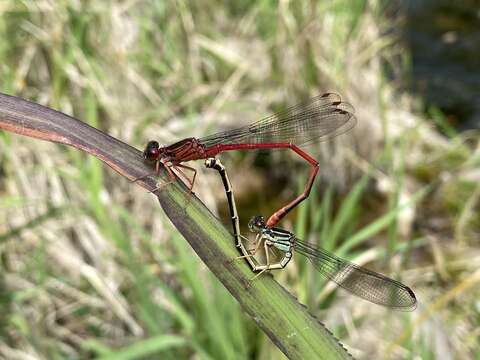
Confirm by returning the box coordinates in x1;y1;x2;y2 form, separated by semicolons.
141;93;417;310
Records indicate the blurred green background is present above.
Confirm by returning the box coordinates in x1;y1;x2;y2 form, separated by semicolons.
0;1;479;359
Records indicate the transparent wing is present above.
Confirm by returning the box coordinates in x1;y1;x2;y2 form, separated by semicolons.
199;93;356;148
294;239;417;310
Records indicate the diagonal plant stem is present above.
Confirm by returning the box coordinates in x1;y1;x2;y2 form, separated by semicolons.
0;92;351;360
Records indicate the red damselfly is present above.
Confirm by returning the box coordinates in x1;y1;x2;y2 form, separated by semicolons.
142;93;355;228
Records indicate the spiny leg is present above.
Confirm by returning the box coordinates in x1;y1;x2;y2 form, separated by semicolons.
173;165;193;189
132;159;162;183
235;234;262;260
172;164;198;210
149;162;176;193
250;242;272;281
175;164;197;192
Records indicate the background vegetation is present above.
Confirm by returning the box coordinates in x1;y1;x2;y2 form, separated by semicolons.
0;1;479;359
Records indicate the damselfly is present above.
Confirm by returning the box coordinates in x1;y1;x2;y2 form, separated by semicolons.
141;93;355;227
205;158;417;310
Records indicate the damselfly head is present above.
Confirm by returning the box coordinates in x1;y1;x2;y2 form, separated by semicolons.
248;216;267;232
143;140;164;161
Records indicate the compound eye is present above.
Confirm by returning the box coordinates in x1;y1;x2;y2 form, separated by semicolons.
144;140;160;161
255;216;265;227
248;216;266;232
